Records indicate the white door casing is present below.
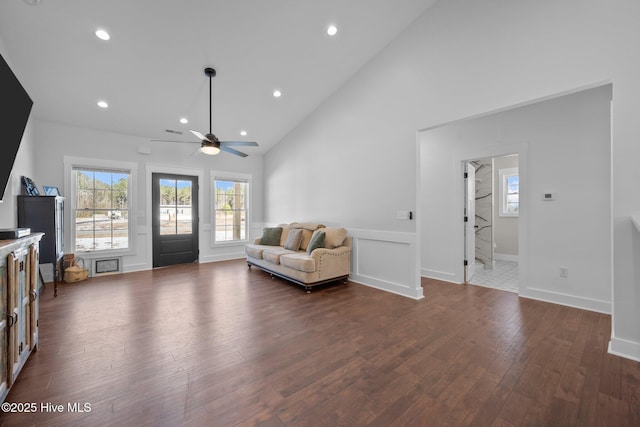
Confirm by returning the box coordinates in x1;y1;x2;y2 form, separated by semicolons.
465;162;476;282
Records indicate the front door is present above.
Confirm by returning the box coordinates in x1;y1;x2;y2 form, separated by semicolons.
152;173;199;268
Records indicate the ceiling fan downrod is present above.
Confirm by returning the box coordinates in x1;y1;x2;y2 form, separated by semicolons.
204;67;216;136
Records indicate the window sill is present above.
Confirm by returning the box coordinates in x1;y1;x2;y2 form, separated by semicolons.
74;248;135;258
212;240;249;248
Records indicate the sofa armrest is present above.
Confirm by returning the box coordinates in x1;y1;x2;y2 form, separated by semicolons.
310;245;351;279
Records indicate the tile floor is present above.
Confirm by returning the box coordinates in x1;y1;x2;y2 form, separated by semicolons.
469;260;519;293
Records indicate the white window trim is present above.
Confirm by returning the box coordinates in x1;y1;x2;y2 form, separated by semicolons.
212;171;252;246
64;156;138;257
499;167;519;217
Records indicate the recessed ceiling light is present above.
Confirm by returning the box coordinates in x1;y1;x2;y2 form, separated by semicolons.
180;117;188;124
273;89;282;98
240;130;247;136
97;100;109;108
327;25;338;36
95;29;110;41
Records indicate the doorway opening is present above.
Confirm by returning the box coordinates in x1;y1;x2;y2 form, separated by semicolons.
464;154;519;292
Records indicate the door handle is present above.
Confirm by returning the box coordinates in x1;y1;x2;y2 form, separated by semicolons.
7;312;17;328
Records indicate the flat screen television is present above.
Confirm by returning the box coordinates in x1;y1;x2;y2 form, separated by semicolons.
0;52;33;201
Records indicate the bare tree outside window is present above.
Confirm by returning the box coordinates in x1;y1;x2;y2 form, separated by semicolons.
159;179;193;235
214;179;248;242
74;169;130;251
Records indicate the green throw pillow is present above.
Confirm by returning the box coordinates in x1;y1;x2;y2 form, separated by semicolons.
261;227;283;246
307;230;325;254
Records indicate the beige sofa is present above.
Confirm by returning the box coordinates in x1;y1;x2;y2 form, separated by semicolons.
246;222;351;292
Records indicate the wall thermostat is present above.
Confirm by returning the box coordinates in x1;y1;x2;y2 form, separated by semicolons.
543;193;555;201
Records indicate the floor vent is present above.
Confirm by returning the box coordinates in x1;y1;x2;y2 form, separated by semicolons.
92;258;122;276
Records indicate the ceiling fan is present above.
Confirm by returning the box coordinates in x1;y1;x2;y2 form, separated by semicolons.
152;67;258;157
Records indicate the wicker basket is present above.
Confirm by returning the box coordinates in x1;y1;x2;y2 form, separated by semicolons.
64;258;89;283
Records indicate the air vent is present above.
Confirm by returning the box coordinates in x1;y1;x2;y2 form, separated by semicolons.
93;257;121;276
165;129;183;135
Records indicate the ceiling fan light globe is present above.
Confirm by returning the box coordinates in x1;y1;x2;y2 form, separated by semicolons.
201;145;220;155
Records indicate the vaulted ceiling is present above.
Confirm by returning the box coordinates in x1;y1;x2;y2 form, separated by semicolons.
0;0;436;154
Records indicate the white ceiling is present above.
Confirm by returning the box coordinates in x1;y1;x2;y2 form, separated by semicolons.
0;0;436;155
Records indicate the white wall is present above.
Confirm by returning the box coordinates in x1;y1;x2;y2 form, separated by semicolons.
420;85;611;311
0;38;36;228
263;0;640;360
32;120;264;274
493;155;518;258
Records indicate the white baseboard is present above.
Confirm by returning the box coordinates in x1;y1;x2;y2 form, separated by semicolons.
609;337;640;362
200;253;245;263
349;275;424;300
519;287;611;314
123;262;149;273
421;268;460;284
494;253;519;262
122;255;245;274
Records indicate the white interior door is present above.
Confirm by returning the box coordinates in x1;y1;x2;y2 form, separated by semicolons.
465;163;476;282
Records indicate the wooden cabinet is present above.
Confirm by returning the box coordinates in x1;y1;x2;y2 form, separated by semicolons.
0;233;42;402
18;195;64;296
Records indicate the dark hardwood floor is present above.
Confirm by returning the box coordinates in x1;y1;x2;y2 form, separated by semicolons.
1;259;638;426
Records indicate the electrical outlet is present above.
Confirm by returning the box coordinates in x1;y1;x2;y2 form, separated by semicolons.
397;210;409;220
559;267;569;278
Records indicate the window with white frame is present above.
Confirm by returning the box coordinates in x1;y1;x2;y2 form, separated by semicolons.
499;167;519;217
72;167;132;252
214;177;248;242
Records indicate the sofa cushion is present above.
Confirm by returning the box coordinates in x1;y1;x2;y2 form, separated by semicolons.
323;227;347;249
281;253;317;273
263;248;297;265
261;227;283;246
307;230;326;254
283;228;303;251
246;244;269;259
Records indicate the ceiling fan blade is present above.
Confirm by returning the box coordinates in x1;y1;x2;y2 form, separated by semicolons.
190;129;212;142
150;139;200;144
220;145;248;157
221;141;259;147
191;147;202;156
